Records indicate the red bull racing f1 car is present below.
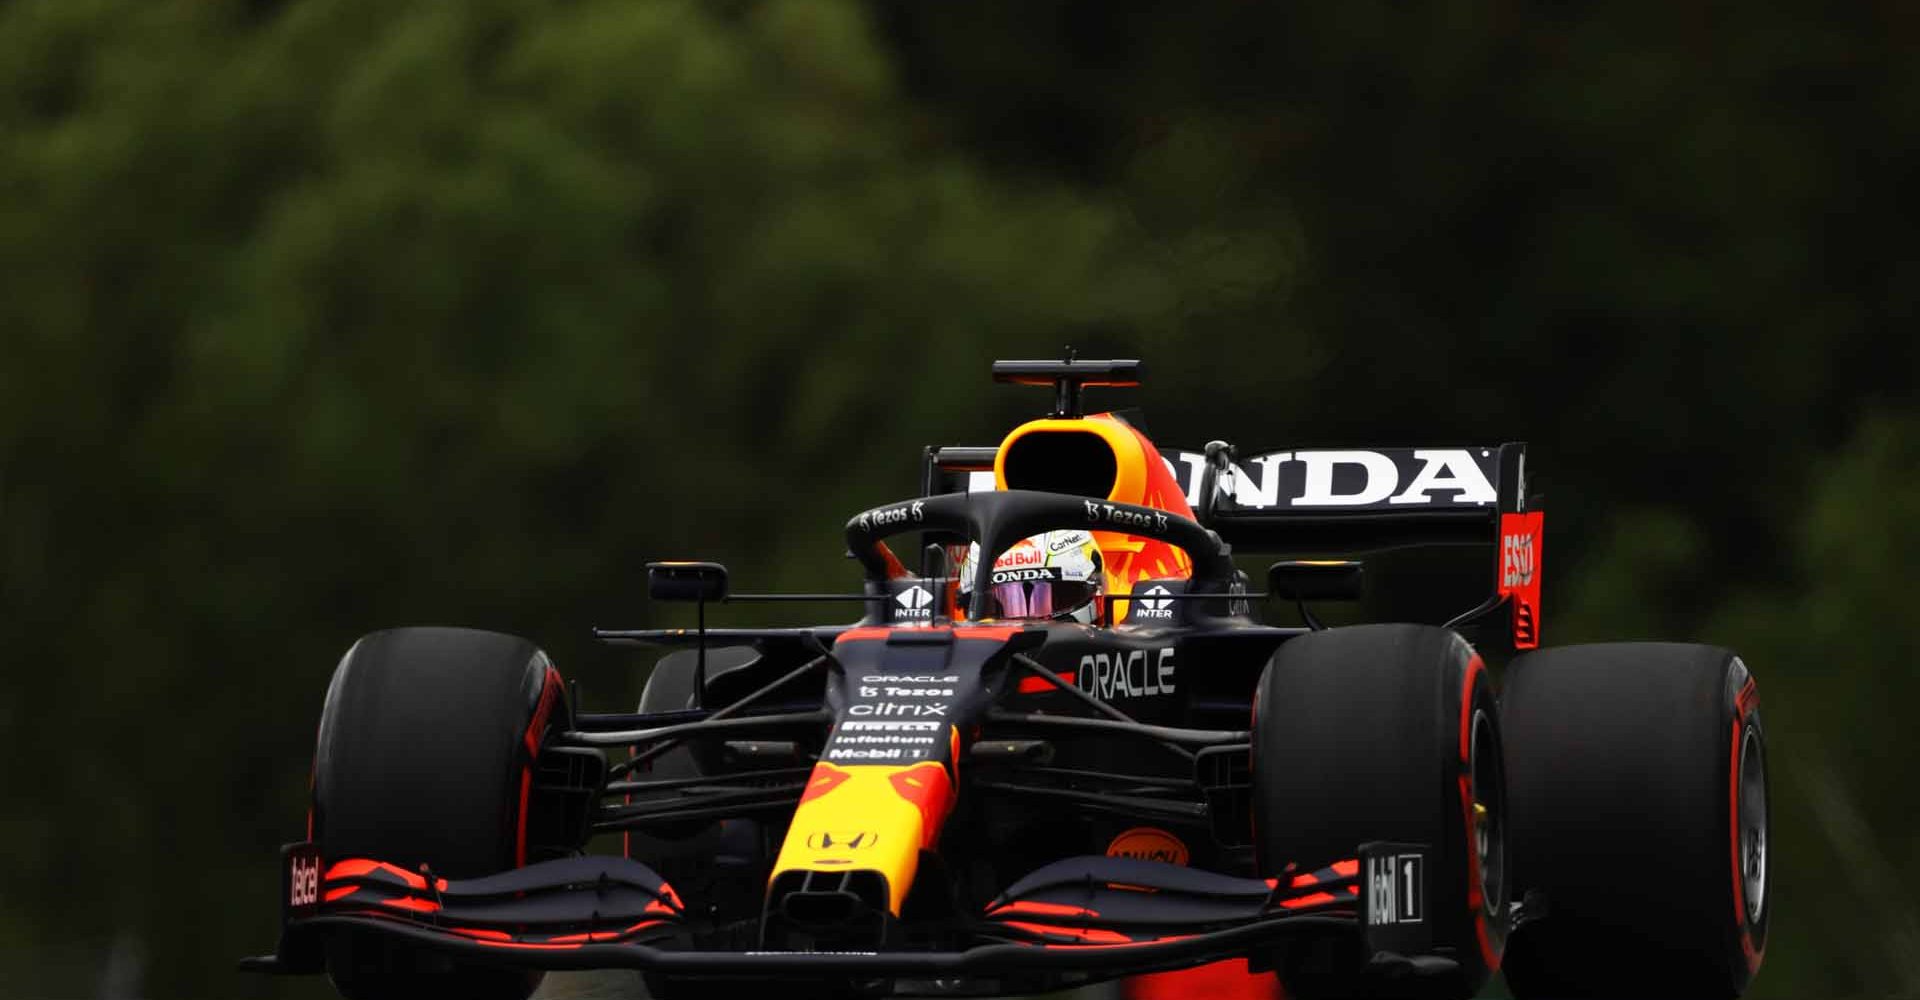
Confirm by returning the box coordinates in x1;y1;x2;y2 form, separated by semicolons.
243;359;1770;999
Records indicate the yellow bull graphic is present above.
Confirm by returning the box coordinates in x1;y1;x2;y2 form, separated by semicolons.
771;757;955;915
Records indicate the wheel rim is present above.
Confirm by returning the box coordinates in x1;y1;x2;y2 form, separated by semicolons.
1738;725;1768;924
1469;707;1506;917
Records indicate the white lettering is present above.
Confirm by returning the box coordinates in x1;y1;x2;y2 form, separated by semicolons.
1085;501;1169;532
1369;856;1396;925
1133;585;1175;620
860;502;925;527
832;735;937;746
828;747;925;761
289;855;319;908
1075;649;1177;701
1296;451;1399;506
1235;452;1290;508
848;703;948;717
1389;449;1498;506
1501;533;1536;588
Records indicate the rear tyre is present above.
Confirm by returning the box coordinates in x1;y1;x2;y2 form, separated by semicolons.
1253;624;1507;1000
1501;643;1767;999
313;626;567;1000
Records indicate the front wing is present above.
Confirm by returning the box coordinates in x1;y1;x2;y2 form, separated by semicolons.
242;842;1439;987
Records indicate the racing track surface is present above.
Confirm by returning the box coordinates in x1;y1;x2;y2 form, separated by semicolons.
530;970;648;999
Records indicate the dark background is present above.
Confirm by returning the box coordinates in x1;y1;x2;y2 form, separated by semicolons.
2;2;1914;997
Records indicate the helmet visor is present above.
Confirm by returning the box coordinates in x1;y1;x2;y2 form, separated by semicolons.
983;577;1099;621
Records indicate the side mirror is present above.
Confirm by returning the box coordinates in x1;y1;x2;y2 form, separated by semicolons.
1268;560;1364;602
647;562;729;602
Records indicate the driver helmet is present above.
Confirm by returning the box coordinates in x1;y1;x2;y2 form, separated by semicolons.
957;530;1104;623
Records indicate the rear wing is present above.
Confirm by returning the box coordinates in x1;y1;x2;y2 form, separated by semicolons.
918;440;1542;648
913;439;1543;648
925;359;1543;647
1160;443;1541;648
1160;444;1521;547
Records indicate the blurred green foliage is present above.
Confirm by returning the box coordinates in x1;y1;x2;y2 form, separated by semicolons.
0;1;1912;997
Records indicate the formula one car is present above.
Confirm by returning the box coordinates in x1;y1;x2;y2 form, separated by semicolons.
242;359;1769;999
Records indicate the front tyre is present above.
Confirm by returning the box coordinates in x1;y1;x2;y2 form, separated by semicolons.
1501;643;1767;999
1252;624;1508;1000
313;626;567;1000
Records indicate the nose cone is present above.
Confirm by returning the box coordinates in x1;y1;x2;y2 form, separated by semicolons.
770;758;954;917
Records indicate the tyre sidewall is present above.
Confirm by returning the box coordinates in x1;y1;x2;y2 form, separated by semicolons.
1253;624;1509;996
1723;654;1768;989
311;626;564;1000
314;626;564;876
1502;642;1766;998
1449;649;1508;982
